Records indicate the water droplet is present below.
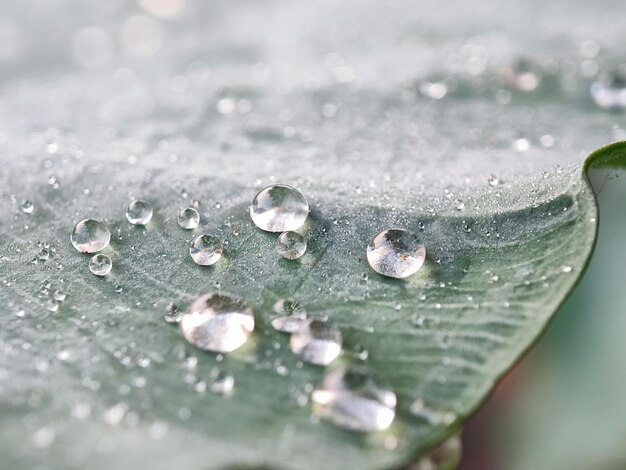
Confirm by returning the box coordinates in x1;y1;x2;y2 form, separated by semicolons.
591;67;626;110
53;289;66;301
115;284;123;293
189;234;223;266
21;200;34;214
164;302;181;324
409;398;456;426
290;318;342;366
180;292;255;353
177;207;200;229
89;254;112;276
488;175;500;187
250;184;309;232
561;265;573;273
366;229;426;279
312;365;396;432
270;298;307;333
278;231;307;260
70;219;111;253
126;200;153;225
209;369;235;395
454;199;465;211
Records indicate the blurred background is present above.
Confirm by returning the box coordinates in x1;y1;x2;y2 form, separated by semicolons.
1;1;626;469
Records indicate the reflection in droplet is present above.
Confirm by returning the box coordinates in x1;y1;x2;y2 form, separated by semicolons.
180;293;254;353
278;231;307;259
366;229;426;279
312;365;396;432
71;219;111;253
89;254;112;276
126;200;153;225
189;234;223;266
177;207;200;229
270;298;307;333
290;318;342;365
591;67;626;110
250;184;309;232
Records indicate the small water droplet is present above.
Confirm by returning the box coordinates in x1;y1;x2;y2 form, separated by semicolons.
367;229;426;279
126;200;153;225
21;200;34;214
210;369;235;395
115;284;123;293
250;184;309;232
312;365;396;432
290;318;342;366
561;265;573;273
89;254;112;276
180;292;254;353
488;175;500;187
164;302;181;324
70;219;111;253
278;231;307;260
454;199;465;211
53;289;66;301
177;207;200;229
271;298;307;333
189;234;223;266
409;398;456;425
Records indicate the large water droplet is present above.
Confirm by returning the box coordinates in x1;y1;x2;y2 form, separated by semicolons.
126;200;153;225
271;298;307;333
180;293;255;353
177;207;200;229
591;67;626;110
189;234;223;266
312;365;396;432
89;254;112;276
366;229;425;279
71;219;111;253
290;318;342;365
250;184;309;232
278;231;307;259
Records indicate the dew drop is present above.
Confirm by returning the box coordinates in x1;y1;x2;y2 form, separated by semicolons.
591;67;626;110
70;219;111;253
278;231;307;260
290;318;342;366
164;302;181;324
270;298;307;333
366;229;426;279
210;369;235;395
250;184;309;232
488;175;500;187
179;292;254;353
89;254;112;276
189;234;223;266
53;289;66;301
561;265;573;273
126;200;153;225
312;365;396;432
454;199;465;211
177;207;200;229
21;200;34;214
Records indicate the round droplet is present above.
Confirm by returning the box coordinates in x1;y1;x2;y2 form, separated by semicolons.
71;219;111;253
488;175;500;186
189;234;223;266
290;318;342;366
312;365;396;432
21;200;34;214
591;67;626;110
250;184;309;232
177;207;200;229
180;292;255;353
278;231;307;260
271;298;307;333
126;200;153;225
89;254;112;276
366;229;426;279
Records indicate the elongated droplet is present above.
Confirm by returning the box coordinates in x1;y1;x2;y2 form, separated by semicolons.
250;184;309;232
366;229;425;279
71;219;111;253
189;234;222;266
177;207;200;229
278;231;307;259
591;67;626;110
290;318;342;365
126;200;153;225
180;293;254;353
89;254;112;276
271;298;307;333
312;365;396;432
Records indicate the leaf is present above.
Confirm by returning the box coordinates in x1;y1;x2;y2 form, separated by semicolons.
1;2;626;469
